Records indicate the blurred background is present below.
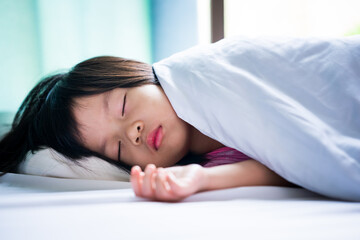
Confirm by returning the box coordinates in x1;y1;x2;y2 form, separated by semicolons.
0;0;359;127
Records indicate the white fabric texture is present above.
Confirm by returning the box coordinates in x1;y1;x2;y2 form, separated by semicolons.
153;36;360;201
1;173;360;240
0;173;360;240
19;148;130;181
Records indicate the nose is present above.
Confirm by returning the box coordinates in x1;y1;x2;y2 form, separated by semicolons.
126;120;144;145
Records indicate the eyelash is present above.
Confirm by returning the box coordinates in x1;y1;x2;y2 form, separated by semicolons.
122;94;126;116
118;93;126;160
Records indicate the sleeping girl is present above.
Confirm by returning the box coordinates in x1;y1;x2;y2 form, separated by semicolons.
1;36;359;201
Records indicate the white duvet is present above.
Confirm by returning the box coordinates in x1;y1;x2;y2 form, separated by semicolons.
153;36;360;201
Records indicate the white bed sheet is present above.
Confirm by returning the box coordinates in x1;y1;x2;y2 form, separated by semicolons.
1;173;360;240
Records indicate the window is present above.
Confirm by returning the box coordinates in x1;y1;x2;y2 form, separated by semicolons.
225;0;360;37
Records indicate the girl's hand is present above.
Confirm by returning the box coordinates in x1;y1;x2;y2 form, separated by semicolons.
130;164;206;202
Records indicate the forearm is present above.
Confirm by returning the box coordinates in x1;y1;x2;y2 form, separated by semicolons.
130;160;294;201
201;160;293;191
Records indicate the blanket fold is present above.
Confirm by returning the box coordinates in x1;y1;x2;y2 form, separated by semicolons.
153;36;360;201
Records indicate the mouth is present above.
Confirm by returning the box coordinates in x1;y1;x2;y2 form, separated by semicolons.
147;126;163;151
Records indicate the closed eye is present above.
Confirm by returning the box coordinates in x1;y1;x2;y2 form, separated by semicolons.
122;93;126;116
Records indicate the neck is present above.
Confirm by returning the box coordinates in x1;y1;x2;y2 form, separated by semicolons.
188;126;224;155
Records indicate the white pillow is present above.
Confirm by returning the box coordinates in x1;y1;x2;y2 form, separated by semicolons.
19;148;130;182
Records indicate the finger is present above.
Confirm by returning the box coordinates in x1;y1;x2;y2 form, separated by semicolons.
141;164;156;198
154;168;173;201
130;166;143;197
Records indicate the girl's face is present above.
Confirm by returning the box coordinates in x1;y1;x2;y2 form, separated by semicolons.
73;84;191;169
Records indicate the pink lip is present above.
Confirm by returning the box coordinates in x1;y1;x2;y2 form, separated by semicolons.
147;126;163;151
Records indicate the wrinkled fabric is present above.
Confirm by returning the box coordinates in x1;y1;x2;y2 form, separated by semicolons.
202;147;250;167
153;36;360;201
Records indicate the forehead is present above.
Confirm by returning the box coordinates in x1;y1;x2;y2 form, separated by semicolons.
73;92;106;122
72;92;109;149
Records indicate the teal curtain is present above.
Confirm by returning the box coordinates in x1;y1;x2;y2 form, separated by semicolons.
0;0;152;115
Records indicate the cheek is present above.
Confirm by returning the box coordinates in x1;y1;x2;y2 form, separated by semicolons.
169;124;189;149
162;121;190;165
122;150;148;169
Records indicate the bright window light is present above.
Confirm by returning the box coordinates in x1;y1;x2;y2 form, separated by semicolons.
197;0;211;44
225;0;360;37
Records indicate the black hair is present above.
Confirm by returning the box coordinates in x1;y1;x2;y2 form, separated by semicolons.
0;56;203;176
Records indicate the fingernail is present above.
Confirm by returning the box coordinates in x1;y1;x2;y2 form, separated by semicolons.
146;164;155;171
131;166;138;173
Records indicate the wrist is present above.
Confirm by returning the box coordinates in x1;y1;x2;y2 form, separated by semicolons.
198;166;211;192
196;163;242;191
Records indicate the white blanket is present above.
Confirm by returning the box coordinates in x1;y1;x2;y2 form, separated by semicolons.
153;36;360;201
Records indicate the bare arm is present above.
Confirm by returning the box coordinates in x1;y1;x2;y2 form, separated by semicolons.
202;159;293;191
131;160;293;201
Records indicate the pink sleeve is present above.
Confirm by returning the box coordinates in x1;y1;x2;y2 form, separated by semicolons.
201;147;251;168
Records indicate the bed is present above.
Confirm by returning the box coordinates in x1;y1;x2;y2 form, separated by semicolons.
2;36;360;239
1;172;360;240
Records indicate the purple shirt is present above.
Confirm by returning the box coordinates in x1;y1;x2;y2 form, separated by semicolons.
201;147;251;167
